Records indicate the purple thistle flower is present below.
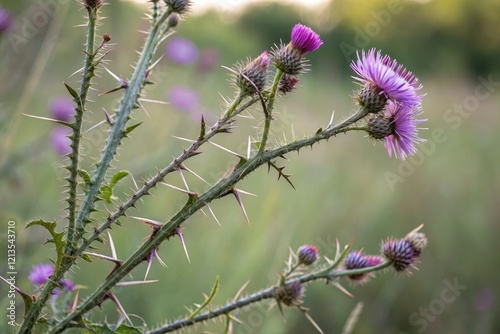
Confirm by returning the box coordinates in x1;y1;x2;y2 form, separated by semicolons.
382;238;421;273
167;86;200;112
297;245;319;266
50;97;75;122
351;48;423;109
51;127;72;155
0;6;14;33
383;101;426;160
166;37;199;65
290;23;323;55
29;264;54;286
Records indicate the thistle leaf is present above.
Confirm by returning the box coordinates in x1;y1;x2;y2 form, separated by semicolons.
64;82;79;99
25;220;65;270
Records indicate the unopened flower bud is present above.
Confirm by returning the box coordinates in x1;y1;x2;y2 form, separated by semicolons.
344;251;383;285
102;33;111;43
382;238;421;273
168;13;180;27
368;114;393;140
82;0;103;9
355;85;388;114
297;245;318;266
278;74;299;95
274;281;303;306
236;51;269;95
164;0;191;14
405;230;428;254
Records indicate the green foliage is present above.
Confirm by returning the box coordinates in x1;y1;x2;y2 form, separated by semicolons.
26;220;66;270
98;171;129;204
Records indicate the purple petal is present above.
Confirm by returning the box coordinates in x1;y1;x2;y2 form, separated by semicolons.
290;23;323;53
29;263;54;286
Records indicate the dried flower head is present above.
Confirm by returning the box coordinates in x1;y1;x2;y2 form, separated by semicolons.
82;0;103;9
274;281;304;306
236;51;269;95
405;228;428;253
297;245;319;266
382;238;421;273
29;264;54;286
351;48;423;112
164;0;191;14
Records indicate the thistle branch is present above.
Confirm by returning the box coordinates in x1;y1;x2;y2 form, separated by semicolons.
146;260;391;333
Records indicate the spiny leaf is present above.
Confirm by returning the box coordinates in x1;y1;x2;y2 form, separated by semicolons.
0;275;34;316
81;253;93;262
64;82;79;99
124;122;143;136
187;276;220;320
78;169;92;187
99;185;113;204
25;220;65;270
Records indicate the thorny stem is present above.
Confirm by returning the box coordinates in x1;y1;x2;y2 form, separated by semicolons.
49;106;369;333
259;69;284;153
146;260;391;333
17;7;98;334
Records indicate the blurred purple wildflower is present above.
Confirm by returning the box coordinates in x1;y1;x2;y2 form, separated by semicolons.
197;49;219;73
50;97;75;122
290;23;323;55
29;263;54;286
351;49;423;108
0;6;14;32
51;127;72;155
166;37;199;65
383;101;426;160
297;245;319;266
168;86;200;112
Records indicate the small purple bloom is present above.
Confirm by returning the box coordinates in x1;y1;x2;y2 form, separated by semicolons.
50;97;75;122
51;127;72;155
290;23;323;54
0;6;14;33
166;37;199;65
351;49;423;108
197;49;219;73
382;238;421;273
383;101;426;160
29;264;54;286
167;86;200;112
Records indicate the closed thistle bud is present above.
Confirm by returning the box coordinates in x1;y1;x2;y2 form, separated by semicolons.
382;238;421;273
297;245;318;266
236;51;269;95
278;74;299;95
368;114;393;140
164;0;191;14
274;281;303;306
355;85;388;114
168;13;180;28
344;251;384;285
82;0;103;9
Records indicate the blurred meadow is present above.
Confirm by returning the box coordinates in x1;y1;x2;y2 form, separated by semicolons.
0;0;499;333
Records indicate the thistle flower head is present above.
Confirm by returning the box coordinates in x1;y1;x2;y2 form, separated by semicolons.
344;251;383;285
236;51;269;95
0;6;14;32
271;24;322;75
382;101;426;160
382;238;421;273
51;127;72;155
29;264;54;286
297;245;319;266
351;48;422;111
166;37;199;65
290;23;323;55
82;0;103;9
274;281;304;306
405;227;428;254
50;97;75;122
164;0;191;14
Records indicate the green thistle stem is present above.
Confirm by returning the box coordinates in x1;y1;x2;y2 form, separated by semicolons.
259;69;284;153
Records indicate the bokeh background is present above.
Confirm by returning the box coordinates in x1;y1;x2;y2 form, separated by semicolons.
1;0;499;333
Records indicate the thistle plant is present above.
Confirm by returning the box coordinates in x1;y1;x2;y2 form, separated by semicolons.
3;1;430;333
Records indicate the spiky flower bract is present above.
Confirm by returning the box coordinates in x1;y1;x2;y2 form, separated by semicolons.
278;74;300;95
271;23;322;75
382;238;421;273
274;281;304;306
82;0;103;9
382;101;426;160
351;48;422;112
29;264;54;286
297;245;319;266
236;51;269;95
164;0;191;14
